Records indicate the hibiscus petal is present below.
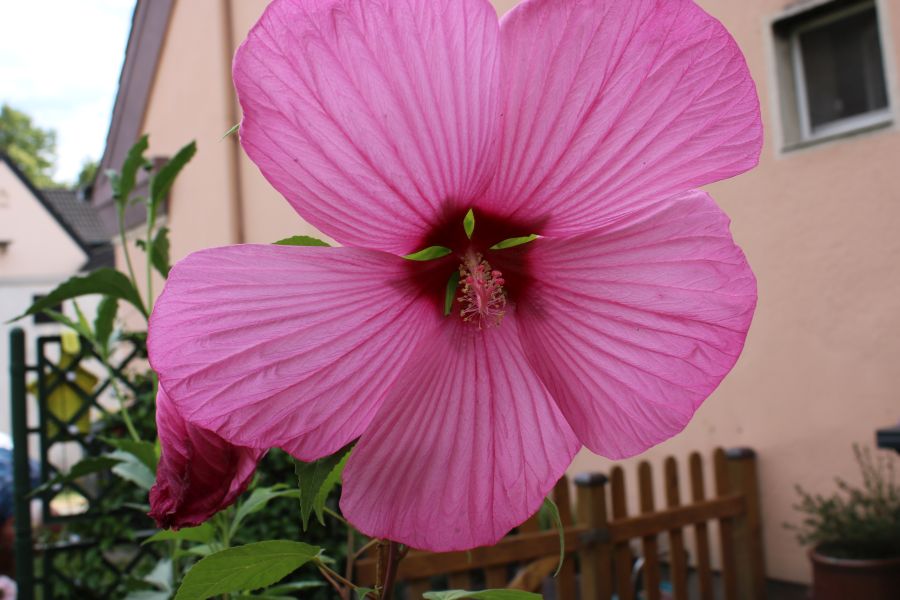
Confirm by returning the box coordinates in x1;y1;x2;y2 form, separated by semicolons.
515;191;756;459
234;0;501;253
340;311;579;551
148;245;442;459
483;0;762;234
149;387;263;529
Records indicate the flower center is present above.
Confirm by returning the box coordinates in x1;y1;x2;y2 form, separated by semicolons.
457;251;506;329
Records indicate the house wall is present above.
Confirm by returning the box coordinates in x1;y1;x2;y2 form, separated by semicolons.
0;162;89;437
125;0;900;584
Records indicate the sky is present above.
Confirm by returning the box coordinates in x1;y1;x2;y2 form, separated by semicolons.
0;0;136;184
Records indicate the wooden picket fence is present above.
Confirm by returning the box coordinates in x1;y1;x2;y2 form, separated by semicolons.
356;447;765;600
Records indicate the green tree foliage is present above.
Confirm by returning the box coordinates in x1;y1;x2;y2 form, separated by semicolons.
76;158;99;190
0;103;60;187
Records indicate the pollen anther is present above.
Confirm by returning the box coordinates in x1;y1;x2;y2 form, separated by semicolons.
457;253;507;329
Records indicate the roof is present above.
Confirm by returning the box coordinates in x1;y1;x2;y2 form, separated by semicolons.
41;189;110;244
0;153;113;270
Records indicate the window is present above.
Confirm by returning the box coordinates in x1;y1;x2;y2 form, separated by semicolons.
773;0;892;147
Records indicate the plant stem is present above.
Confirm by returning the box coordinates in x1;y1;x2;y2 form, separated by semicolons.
117;205;144;315
381;541;400;600
106;369;140;442
324;506;349;526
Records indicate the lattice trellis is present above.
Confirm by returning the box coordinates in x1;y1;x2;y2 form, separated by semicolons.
10;329;161;600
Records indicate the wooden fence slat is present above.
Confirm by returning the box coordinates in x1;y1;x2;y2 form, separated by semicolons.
638;462;662;600
664;457;689;600
405;579;431;599
725;448;767;600
484;566;508;589
552;478;579;600
689;452;715;600
610;467;635;600
356;527;588;582
447;572;470;591
715;448;739;600
576;473;613;600
608;495;744;541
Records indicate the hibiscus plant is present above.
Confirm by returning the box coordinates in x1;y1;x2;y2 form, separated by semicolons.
17;0;763;598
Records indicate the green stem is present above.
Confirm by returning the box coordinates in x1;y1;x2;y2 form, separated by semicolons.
145;216;154;313
117;204;144;315
324;506;349;526
106;369;140;442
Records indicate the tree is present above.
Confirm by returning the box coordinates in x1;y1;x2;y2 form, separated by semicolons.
0;103;59;187
76;159;99;190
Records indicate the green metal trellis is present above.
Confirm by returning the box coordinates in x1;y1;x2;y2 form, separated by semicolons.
9;328;159;600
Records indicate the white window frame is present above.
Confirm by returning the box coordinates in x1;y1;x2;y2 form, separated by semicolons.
790;0;892;142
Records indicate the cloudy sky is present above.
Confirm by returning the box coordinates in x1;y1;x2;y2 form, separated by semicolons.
0;1;135;184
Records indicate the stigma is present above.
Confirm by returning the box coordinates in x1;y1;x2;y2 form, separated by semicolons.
458;252;506;329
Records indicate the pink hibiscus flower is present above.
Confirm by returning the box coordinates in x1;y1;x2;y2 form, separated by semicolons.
148;0;761;551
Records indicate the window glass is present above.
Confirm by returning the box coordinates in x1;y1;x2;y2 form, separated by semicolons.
799;7;888;129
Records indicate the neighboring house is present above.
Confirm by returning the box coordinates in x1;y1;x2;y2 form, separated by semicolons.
90;0;900;585
0;154;112;438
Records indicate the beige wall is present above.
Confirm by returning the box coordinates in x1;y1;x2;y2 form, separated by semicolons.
132;0;900;584
0;162;86;278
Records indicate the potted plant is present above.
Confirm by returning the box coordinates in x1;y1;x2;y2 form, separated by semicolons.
790;445;900;600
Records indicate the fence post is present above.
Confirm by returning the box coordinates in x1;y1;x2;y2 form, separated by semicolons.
10;328;34;600
575;472;612;600
725;448;766;600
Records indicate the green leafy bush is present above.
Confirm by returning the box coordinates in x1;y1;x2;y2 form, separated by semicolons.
790;445;900;560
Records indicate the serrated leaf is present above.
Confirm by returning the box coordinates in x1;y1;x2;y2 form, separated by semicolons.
9;268;146;321
150;226;171;278
273;235;330;247
43;309;93;342
423;591;542;600
29;456;122;496
109;450;156;490
150;141;197;217
173;541;321;600
115;135;150;203
463;209;475;239
541;497;565;576
143;523;214;545
231;486;300;537
105;438;157;472
444;271;460;317
404;246;452;261
489;234;538;250
94;296;118;355
294;448;351;530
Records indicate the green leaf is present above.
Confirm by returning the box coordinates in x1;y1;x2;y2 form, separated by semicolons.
294;447;351;530
143;558;174;593
231;486;300;537
9;268;146;321
222;123;240;139
108;449;156;490
444;271;460;317
541;497;565;576
150;226;172;278
354;587;377;599
43;309;93;342
115;135;150;203
173;541;321;600
273;235;330;247
29;456;122;496
149;140;197;217
423;591;542;600
489;234;538;250
463;209;475;239
94;296;118;355
143;523;215;545
104;438;158;472
124;592;171;600
258;581;325;596
404;246;452;261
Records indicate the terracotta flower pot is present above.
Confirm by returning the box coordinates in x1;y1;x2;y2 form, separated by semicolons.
810;547;900;600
